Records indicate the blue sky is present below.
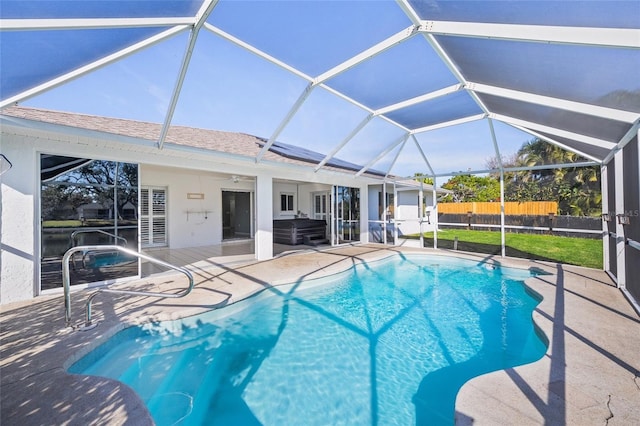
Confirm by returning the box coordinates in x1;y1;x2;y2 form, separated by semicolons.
17;0;541;179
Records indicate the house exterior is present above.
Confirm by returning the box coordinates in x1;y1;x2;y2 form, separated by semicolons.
1;106;439;304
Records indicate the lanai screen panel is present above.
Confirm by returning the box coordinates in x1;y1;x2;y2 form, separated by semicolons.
478;94;631;143
532;132;611;161
414;120;497;175
623;137;639;301
436;36;640;112
324;36;459;110
1;0;638;178
623;137;640;243
0;0;201;100
0;27;176;100
409;0;640;28
207;0;411;77
385;91;482;130
0;1;202;18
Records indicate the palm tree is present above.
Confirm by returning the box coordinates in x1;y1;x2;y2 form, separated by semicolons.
501;139;601;216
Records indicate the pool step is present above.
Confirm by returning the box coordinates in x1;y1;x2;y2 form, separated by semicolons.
146;346;207;424
182;346;237;424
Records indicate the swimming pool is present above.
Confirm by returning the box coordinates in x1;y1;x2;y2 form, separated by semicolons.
69;254;547;425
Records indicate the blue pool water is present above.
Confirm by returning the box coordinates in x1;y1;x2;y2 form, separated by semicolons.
69;254;547;425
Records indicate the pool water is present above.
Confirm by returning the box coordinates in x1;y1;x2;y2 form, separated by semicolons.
69;255;547;425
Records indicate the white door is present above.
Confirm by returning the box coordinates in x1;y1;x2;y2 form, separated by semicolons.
312;192;328;221
141;187;167;247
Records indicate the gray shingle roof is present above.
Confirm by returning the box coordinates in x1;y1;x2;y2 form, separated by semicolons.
1;106;381;177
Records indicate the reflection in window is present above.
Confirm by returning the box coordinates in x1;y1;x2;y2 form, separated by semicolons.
40;155;139;290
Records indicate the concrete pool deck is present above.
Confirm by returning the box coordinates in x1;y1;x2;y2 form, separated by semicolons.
1;244;639;425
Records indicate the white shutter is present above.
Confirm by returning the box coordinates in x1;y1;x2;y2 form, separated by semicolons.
141;187;167;247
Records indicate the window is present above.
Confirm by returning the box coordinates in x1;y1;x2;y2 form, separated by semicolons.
280;193;295;212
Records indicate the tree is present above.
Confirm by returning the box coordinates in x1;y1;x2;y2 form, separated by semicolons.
440;174;500;202
413;173;434;185
487;138;601;216
41;185;93;221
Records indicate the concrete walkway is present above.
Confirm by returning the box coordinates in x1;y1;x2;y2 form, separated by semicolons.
1;245;638;425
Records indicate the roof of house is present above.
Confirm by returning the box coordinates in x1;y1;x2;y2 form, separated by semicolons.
1;105;386;178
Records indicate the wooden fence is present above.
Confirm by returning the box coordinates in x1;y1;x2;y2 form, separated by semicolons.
438;201;558;216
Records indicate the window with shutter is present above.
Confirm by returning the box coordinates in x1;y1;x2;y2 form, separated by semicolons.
141;187;167;247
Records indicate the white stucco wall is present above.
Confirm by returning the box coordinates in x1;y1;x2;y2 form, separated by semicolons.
1;134;38;304
368;185;383;221
396;190;435;236
397;190;420;236
141;165;254;249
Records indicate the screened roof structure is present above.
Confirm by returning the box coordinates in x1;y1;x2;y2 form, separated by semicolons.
1;0;639;179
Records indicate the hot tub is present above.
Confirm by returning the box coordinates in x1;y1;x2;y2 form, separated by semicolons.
273;219;327;245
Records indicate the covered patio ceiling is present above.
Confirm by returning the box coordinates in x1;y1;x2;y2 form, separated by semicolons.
1;0;639;179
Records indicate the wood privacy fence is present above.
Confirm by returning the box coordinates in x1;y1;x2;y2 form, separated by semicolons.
438;201;558;216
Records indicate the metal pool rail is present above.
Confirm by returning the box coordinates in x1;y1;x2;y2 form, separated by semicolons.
63;245;194;330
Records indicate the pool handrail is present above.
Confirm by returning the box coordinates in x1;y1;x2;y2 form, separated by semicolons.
63;245;194;329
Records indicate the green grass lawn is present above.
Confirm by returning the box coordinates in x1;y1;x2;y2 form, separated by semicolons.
413;229;603;269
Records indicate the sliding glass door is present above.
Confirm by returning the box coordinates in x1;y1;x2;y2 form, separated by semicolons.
40;155;138;291
222;190;253;240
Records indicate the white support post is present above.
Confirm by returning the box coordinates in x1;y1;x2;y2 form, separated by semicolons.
488;118;506;258
382;182;387;245
255;173;273;260
393;182;398;245
433;176;438;249
419;181;424;249
331;186;336;246
500;170;506;257
601;163;610;272
614;150;626;289
360;184;368;244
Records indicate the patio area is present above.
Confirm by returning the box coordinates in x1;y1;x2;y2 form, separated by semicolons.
1;244;638;425
140;240;333;276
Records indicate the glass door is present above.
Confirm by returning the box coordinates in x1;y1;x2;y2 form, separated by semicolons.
40;155;139;291
332;186;360;245
313;192;329;239
222;191;253;240
312;192;328;221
